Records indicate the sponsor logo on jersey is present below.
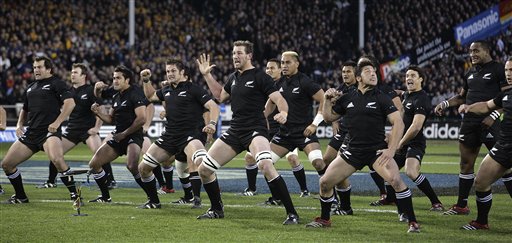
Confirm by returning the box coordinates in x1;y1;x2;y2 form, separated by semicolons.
482;73;491;79
42;84;51;90
347;102;354;108
178;91;187;97
292;87;300;94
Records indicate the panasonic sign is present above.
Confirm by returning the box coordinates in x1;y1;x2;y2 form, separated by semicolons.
454;5;501;45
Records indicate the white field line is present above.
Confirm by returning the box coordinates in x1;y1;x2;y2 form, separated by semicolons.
38;199;397;214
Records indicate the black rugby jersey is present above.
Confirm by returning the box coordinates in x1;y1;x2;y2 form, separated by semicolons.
66;84;101;131
463;61;507;121
377;82;399;99
332;88;398;150
156;81;211;136
336;83;357;134
105;85;146;134
22;76;73;130
276;72;322;127
224;68;277;131
267;109;280;134
402;90;430;146
493;89;512;144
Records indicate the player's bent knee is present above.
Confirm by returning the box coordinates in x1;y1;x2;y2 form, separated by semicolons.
405;170;419;180
126;163;138;174
285;148;298;159
244;152;256;164
255;151;273;166
1;161;11;172
138;162;153;175
202;154;221;172
473;177;490;191
319;177;333;193
308;150;323;163
192;149;207;165
269;151;281;164
175;160;190;178
142;153;159;168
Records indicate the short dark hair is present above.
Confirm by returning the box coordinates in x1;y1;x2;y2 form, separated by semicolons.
72;63;88;77
342;60;357;68
114;65;134;84
267;58;281;68
508;56;512;62
407;65;427;84
166;58;189;79
358;55;380;67
472;40;491;53
356;60;375;76
34;56;54;74
233;40;254;54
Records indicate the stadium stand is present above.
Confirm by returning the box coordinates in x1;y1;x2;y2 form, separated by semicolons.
0;0;510;120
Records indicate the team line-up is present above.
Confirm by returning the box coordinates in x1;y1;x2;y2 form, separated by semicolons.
1;40;511;234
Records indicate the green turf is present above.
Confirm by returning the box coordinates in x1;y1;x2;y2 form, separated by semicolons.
1;139;509;242
0;187;510;242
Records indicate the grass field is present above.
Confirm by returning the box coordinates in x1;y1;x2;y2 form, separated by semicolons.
1;139;510;242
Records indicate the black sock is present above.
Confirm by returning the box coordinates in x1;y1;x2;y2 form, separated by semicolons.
92;170;110;199
102;163;114;182
317;166;327;177
190;171;202;198
203;179;223;211
414;174;441;204
292;164;308;191
336;185;352;210
370;170;386;195
320;193;335;221
457;173;475;207
152;165;165;188
385;183;396;202
133;173;148;194
501;173;512;198
268;176;297;215
6;169;27;199
265;176;280;200
475;190;492;225
179;176;193;199
59;168;77;193
395;188;417;223
142;175;160;204
245;164;258;192
163;166;174;189
48;162;58;184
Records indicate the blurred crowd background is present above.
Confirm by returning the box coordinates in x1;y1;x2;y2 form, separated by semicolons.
0;0;510;120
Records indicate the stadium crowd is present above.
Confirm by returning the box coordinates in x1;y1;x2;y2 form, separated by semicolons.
0;0;510;120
